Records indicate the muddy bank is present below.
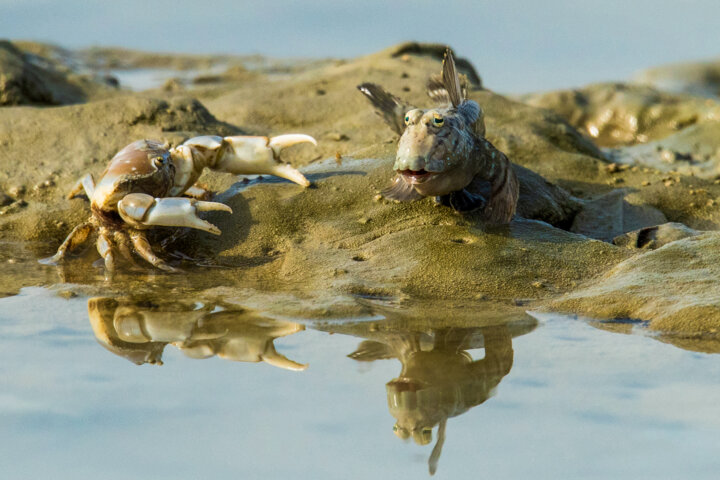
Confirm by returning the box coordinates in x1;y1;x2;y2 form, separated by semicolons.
633;59;720;98
522;82;720;181
0;40;117;105
0;42;718;344
521;83;720;148
548;232;720;346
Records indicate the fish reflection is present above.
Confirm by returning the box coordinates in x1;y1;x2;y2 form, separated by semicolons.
347;318;532;475
87;297;307;370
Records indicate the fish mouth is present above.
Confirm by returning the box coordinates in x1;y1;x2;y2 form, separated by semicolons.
398;169;437;184
387;377;427;392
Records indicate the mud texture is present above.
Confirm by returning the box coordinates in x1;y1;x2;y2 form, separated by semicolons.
522;82;720;180
633;59;720;98
1;41;718;346
0;40;116;105
549;233;720;341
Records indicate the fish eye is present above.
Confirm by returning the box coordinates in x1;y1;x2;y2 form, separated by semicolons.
152;156;166;167
393;424;410;440
404;114;410;125
432;114;444;127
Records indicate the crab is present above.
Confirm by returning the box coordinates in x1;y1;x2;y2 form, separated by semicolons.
88;296;308;370
41;133;316;272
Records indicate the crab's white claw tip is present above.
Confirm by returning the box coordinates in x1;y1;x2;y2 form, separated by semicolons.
270;164;311;187
269;134;317;153
194;201;232;214
261;351;308;372
267;134;315;187
202;223;222;236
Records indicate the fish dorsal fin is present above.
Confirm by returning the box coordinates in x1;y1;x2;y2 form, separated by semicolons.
426;73;469;104
429;50;484;136
428;417;447;475
442;49;464;108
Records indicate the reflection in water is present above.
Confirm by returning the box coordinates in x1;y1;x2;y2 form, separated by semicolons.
87;297;307;370
3;288;718;479
348;323;523;475
85;293;533;475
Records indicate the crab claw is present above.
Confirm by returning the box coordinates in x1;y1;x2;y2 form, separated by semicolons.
261;347;308;372
268;134;317;156
216;339;308;371
118;193;232;235
186;134;315;187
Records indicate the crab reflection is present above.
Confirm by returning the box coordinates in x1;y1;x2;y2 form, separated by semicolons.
344;312;534;475
88;297;307;371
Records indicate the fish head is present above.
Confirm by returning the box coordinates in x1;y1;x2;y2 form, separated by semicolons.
394;106;477;195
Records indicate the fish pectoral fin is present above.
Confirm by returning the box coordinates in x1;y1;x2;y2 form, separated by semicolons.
437;189;487;213
357;83;413;136
465;174;492;198
347;340;396;362
381;175;425;202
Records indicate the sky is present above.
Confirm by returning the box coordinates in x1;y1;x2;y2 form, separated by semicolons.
2;0;720;92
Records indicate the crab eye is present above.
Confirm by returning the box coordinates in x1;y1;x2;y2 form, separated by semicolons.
433;114;444;127
152;155;169;168
404;115;410;125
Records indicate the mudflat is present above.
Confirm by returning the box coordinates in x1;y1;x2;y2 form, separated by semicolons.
1;41;718;349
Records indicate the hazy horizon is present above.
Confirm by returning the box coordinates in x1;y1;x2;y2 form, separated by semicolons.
3;0;720;92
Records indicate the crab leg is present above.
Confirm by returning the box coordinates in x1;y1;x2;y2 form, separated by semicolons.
117;193;232;235
129;231;178;272
113;231;141;267
39;221;95;265
96;231;115;272
67;174;96;200
183;185;211;200
181;134;316;187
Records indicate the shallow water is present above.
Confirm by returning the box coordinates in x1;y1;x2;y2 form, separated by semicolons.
107;66;229;92
108;68;195;92
1;281;719;479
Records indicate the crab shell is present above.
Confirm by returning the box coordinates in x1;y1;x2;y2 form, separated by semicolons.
91;140;175;213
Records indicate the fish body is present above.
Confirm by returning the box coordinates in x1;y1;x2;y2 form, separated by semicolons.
358;49;518;223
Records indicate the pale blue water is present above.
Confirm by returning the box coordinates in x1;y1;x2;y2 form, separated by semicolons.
1;287;718;479
3;0;720;92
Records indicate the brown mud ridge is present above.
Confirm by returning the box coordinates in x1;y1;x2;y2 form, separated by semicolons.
1;41;718;352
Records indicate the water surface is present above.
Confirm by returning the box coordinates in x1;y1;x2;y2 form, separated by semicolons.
1;285;718;479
